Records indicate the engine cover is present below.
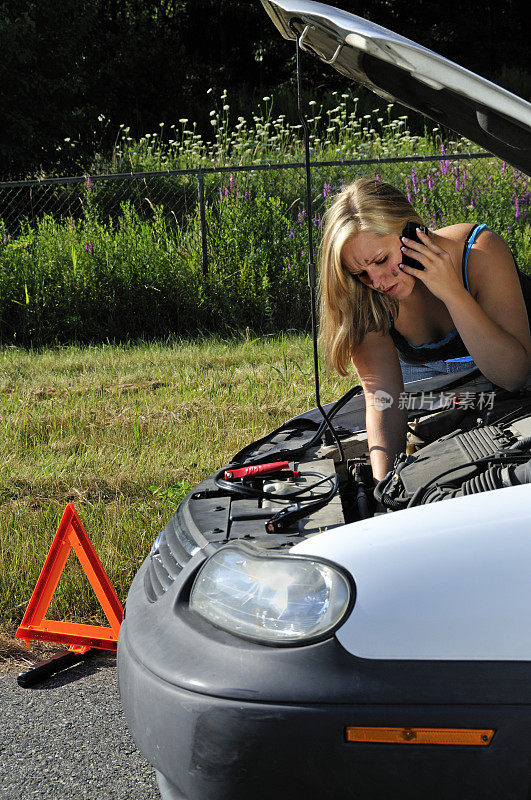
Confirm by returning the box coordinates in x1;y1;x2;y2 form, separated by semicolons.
400;420;527;496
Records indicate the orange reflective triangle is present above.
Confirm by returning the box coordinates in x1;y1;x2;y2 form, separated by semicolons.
16;504;123;651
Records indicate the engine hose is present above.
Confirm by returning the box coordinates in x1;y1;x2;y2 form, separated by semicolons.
381;493;408;510
420;485;458;503
407;452;531;507
420;467;504;502
415;458;531;503
373;470;393;504
356;483;371;519
462;467;503;494
374;454;411;510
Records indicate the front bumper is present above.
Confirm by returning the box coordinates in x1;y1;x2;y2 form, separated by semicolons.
118;553;531;800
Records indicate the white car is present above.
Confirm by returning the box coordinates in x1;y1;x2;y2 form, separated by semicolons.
118;2;531;798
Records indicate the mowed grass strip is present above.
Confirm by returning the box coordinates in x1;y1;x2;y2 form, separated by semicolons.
0;335;353;631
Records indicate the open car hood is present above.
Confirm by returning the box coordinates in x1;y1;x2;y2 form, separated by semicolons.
261;0;531;175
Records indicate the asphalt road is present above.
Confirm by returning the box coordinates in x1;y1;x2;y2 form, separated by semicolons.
0;653;160;800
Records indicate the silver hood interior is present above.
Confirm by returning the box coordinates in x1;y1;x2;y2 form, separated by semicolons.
261;0;531;176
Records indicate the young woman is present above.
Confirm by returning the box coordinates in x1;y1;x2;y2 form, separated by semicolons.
319;178;531;482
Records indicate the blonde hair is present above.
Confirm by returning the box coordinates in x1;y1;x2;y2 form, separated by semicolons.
319;178;424;375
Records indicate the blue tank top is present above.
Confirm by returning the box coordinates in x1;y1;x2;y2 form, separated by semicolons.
389;224;531;366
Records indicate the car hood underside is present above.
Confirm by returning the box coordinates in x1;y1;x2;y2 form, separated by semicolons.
261;0;531;175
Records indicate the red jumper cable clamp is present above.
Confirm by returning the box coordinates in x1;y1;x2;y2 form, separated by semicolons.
224;461;300;481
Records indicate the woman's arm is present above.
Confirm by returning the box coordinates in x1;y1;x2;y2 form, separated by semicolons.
352;330;408;481
401;229;531;391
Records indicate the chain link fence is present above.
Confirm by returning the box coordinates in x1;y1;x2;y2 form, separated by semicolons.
1;150;527;345
0;151;496;276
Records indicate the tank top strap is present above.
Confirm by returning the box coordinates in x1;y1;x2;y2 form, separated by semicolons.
461;223;489;292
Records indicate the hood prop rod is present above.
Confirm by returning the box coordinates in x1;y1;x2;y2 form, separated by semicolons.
291;20;345;463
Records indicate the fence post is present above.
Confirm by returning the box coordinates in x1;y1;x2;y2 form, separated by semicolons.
197;169;208;276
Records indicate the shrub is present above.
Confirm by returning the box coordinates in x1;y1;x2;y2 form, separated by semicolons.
1;107;529;345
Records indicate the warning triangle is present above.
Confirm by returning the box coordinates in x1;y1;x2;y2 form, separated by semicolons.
16;504;123;651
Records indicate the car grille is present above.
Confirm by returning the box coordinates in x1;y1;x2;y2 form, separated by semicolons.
144;511;200;603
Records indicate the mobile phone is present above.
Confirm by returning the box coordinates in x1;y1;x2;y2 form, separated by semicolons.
401;221;429;270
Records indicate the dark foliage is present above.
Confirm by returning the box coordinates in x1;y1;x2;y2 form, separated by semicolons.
0;0;528;180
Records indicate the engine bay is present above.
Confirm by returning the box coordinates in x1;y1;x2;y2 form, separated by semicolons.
223;384;531;527
145;385;531;603
374;410;531;510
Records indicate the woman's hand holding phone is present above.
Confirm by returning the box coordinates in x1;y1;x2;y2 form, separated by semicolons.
399;225;463;303
400;222;429;269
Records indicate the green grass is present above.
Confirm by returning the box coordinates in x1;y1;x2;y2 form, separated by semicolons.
0;335;352;631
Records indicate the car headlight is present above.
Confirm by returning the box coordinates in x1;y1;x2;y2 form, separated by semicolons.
189;546;352;645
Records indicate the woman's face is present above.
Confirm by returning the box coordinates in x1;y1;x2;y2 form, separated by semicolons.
341;231;416;300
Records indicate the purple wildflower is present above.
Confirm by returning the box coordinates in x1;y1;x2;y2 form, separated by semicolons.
428;177;434;191
440;143;446;155
289;229;294;238
515;197;520;219
501;162;507;175
297;209;306;224
224;187;229;198
471;199;475;209
86;175;92;188
455;178;459;191
323;182;332;197
507;225;511;234
244;190;249;200
375;173;380;181
69;216;74;231
287;262;292;270
405;178;412;204
411;169;417;194
229;173;234;189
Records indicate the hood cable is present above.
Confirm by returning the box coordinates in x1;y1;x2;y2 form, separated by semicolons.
291;20;345;463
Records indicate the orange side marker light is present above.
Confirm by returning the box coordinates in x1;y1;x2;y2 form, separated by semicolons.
16;503;123;651
345;727;495;746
